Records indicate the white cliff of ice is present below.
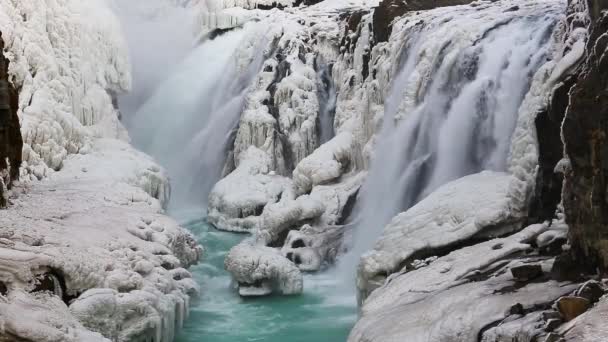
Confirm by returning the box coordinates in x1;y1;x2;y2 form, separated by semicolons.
0;0;130;179
0;0;203;340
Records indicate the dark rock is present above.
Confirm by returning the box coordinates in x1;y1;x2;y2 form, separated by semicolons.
510;264;543;282
527;77;577;225
509;303;524;315
541;310;562;321
550;253;590;281
372;0;408;43
0;31;23;208
372;0;476;43
543;332;563;342
575;280;605;303
562;0;608;274
544;318;562;332
556;296;590;321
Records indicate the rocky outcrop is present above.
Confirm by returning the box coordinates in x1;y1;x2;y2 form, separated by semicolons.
372;0;475;43
0;32;23;208
562;0;608;272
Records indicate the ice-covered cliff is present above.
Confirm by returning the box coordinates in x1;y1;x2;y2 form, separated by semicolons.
0;1;202;341
193;0;608;340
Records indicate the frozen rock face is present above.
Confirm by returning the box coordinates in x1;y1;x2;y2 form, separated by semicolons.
0;140;202;342
0;32;23;209
0;0;130;180
0;0;202;340
562;0;608;272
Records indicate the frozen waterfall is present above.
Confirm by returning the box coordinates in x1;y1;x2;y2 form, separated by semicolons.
338;2;562;284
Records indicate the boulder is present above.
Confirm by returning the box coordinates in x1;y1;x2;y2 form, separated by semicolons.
556;296;590;321
511;264;544;282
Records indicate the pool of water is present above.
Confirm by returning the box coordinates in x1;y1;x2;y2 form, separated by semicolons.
175;218;357;342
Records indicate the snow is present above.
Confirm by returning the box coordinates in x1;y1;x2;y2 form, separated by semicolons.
292;132;355;195
0;0;203;340
350;219;578;342
0;0;131;179
356;171;525;299
225;241;303;296
0;139;201;341
561;297;608;341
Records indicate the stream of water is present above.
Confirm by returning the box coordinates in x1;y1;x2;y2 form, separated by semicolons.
174;217;356;342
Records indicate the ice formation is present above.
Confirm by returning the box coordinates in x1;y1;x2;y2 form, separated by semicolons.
0;0;202;340
0;0;130;180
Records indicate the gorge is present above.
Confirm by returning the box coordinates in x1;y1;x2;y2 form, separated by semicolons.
1;0;608;341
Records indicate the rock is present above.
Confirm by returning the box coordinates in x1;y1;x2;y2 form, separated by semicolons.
542;310;562;321
372;0;476;43
575;280;605;304
544;318;562;332
509;303;524;316
0;31;23;208
511;264;544;282
543;332;563;342
562;0;608;273
556;296;590;321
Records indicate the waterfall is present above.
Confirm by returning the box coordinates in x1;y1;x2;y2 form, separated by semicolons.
125;26;266;211
110;0;197;118
317;62;337;144
337;1;562;283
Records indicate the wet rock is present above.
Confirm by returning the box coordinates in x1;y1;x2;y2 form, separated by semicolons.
556;296;590;321
543;332;563;342
372;0;408;43
542;310;562;321
574;280;605;304
0;31;24;208
544;318;562;332
511;264;543;282
562;0;608;273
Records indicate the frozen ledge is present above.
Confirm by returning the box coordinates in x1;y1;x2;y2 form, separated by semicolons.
0;139;202;342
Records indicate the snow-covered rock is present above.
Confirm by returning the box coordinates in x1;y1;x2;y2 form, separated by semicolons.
0;139;201;342
225;241;303;296
349;223;577;342
0;0;130;179
357;171;525;300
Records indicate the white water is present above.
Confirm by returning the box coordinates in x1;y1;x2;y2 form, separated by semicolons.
317;62;337;144
337;3;562;284
127;27;266;209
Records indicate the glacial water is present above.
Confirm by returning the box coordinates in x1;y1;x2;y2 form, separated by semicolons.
174;218;356;342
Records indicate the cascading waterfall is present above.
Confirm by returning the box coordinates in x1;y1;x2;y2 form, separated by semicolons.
128;26;266;210
110;0;197;118
316;62;337;144
112;0;567;340
338;2;562;283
